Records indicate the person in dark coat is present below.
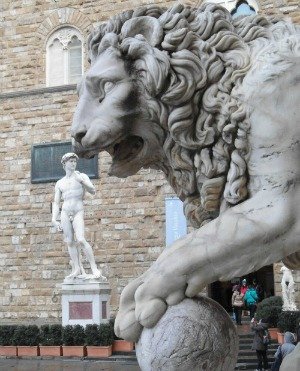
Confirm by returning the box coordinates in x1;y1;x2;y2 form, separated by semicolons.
251;317;269;371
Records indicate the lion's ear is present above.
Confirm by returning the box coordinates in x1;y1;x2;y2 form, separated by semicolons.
121;16;163;46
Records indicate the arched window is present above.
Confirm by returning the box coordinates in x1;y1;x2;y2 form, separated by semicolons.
46;27;84;87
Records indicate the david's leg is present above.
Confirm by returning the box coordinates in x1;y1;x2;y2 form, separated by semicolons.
66;244;82;278
61;211;81;278
73;212;104;279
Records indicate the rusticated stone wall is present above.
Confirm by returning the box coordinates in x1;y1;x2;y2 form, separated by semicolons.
0;86;174;323
0;0;299;324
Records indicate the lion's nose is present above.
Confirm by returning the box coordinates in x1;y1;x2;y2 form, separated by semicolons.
72;129;87;144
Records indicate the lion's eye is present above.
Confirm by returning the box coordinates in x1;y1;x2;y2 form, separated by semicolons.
104;81;115;94
137;70;146;79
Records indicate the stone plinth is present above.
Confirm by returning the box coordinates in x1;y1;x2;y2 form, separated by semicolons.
61;280;111;327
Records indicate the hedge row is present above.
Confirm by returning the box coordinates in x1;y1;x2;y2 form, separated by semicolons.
0;323;114;346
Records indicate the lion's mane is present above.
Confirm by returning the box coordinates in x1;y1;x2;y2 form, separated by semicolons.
87;3;296;227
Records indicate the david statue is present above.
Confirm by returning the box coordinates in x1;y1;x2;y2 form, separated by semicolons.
70;2;299;370
52;152;106;281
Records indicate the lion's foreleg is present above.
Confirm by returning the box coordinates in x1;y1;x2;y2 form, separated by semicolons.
185;190;298;296
116;190;298;341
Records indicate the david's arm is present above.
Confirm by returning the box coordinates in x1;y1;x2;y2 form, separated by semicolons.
52;183;62;231
75;171;95;195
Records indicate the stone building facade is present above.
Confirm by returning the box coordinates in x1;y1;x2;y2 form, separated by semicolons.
0;0;299;324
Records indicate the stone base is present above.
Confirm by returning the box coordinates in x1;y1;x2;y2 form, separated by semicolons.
61;279;111;327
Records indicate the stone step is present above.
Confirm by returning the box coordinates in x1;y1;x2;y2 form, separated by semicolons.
235;363;271;370
237;357;275;363
109;354;138;363
237;355;275;362
239;344;278;350
239;348;278;354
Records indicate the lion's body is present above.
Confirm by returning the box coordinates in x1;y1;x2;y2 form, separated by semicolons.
71;3;300;342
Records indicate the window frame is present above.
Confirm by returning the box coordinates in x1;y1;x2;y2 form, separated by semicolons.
46;26;84;87
31;141;99;184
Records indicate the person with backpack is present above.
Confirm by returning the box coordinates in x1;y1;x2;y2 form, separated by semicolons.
251;317;270;371
271;332;296;371
244;284;259;319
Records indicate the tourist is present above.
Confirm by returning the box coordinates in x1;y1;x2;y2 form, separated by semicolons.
232;285;244;325
253;278;264;302
244;284;258;319
251;317;270;371
52;152;105;280
279;341;300;371
240;278;248;295
271;332;296;371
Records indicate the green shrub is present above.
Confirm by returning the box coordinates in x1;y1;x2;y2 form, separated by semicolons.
277;311;300;333
0;325;17;346
73;325;85;346
50;324;63;345
256;296;283;327
62;325;85;346
62;325;74;346
85;324;101;346
40;324;62;346
99;323;114;346
12;325;40;346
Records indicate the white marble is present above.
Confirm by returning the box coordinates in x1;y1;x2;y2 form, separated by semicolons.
136;297;238;371
52;153;106;282
281;265;297;311
61;280;111;326
70;2;300;350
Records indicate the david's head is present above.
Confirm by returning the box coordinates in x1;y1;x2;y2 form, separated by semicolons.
61;152;79;170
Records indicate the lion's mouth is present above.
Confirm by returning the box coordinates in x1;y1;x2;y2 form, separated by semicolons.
112;135;144;162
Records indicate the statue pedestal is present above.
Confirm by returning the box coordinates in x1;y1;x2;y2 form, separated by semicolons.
61;279;111;327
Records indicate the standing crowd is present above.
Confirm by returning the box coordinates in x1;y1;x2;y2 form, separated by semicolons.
231;278;260;326
231;278;299;371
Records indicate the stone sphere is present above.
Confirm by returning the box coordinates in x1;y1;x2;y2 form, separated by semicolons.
136;296;239;371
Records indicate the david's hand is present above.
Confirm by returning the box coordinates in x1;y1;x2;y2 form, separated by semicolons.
52;220;62;232
74;171;84;184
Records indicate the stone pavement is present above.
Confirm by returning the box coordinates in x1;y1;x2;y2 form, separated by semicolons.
0;358;140;371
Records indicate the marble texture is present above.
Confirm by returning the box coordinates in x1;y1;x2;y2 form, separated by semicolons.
281;265;297;311
61;281;111;326
136;296;238;371
70;3;300;345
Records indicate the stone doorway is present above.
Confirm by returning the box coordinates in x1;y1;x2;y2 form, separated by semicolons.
208;264;275;311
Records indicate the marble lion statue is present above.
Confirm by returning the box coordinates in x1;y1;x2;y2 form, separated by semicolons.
71;3;300;342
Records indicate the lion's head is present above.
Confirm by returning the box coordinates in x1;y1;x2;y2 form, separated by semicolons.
72;3;280;227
